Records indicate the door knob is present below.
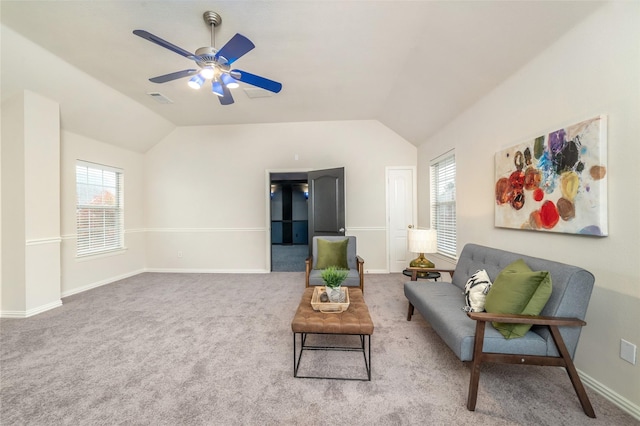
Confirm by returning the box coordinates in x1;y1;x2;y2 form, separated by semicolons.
339;227;345;233
408;225;413;229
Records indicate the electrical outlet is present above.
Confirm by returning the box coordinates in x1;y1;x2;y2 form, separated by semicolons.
177;251;183;258
620;339;637;365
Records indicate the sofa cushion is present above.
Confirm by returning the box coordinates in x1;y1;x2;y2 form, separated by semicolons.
485;259;552;339
308;268;361;287
315;238;349;270
404;280;548;361
463;269;492;313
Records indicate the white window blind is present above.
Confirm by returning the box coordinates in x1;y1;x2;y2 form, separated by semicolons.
430;152;457;258
76;161;124;257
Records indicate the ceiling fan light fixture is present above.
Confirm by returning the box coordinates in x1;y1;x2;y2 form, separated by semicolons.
221;73;240;89
212;80;225;97
188;74;205;89
134;10;282;105
199;67;215;80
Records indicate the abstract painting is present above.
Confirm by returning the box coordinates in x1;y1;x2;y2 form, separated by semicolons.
494;115;607;236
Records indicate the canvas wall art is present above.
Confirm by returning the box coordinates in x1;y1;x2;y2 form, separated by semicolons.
494;115;607;236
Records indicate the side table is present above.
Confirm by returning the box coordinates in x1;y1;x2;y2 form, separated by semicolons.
402;269;440;281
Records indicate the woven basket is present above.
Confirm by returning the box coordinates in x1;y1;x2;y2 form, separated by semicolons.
311;286;350;313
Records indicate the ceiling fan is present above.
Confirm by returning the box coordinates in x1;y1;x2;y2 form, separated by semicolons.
133;11;282;106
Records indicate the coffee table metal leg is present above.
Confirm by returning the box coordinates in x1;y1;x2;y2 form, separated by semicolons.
293;333;297;377
293;332;307;377
292;332;371;381
361;334;371;380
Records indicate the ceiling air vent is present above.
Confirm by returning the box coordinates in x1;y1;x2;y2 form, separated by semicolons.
147;92;173;104
243;87;274;99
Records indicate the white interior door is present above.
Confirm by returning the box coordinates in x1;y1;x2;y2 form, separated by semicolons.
387;167;416;273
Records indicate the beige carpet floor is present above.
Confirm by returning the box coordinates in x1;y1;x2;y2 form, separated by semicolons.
1;272;637;425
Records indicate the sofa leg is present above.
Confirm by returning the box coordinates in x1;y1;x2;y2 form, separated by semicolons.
467;362;481;411
467;320;486;411
549;326;596;418
406;302;414;321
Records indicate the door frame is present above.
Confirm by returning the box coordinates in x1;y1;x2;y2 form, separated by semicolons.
265;168;312;270
385;166;417;273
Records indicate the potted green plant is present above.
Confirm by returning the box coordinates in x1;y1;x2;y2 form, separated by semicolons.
321;266;349;302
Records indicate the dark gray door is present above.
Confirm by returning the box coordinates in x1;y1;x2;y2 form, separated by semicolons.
308;167;345;243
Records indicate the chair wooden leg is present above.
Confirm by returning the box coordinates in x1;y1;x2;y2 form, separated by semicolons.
549;326;596;418
406;302;414;321
467;320;486;411
305;258;311;288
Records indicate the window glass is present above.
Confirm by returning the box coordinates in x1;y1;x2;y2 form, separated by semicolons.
76;161;124;256
430;152;456;258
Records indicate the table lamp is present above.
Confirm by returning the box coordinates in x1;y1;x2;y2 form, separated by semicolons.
407;228;437;268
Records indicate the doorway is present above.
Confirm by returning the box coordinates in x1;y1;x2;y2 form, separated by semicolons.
270;172;309;271
268;167;346;272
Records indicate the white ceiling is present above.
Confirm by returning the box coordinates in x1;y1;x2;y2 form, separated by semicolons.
1;1;604;151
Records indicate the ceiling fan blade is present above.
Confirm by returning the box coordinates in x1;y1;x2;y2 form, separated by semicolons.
230;69;282;93
133;30;197;60
149;69;198;83
215;34;255;65
218;83;235;105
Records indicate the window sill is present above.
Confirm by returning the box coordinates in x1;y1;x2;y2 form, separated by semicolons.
76;247;128;262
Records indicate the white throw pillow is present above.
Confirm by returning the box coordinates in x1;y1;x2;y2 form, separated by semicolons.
463;269;493;312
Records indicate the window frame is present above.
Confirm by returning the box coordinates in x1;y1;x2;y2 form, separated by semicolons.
75;160;124;257
430;150;457;259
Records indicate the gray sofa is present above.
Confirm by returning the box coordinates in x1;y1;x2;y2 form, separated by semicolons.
404;243;596;417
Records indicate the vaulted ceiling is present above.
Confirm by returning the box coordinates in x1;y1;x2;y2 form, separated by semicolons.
1;1;604;152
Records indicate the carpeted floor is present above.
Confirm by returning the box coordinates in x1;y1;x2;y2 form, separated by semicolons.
271;244;308;272
1;272;637;425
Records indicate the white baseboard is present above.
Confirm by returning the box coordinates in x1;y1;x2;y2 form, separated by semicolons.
145;268;270;274
1;299;62;318
579;369;640;421
147;268;387;274
61;269;146;298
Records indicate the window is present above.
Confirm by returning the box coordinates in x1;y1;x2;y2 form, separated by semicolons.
430;151;456;258
76;161;124;257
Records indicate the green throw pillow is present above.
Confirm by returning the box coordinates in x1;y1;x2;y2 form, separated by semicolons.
484;259;552;339
315;238;349;270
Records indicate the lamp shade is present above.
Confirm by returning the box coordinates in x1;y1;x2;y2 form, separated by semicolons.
407;228;437;253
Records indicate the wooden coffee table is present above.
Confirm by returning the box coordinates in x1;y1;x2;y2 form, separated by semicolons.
291;287;374;381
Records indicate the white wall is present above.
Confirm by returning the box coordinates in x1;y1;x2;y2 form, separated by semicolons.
60;131;146;297
1;90;61;317
418;1;640;413
24;91;61;314
1;94;27;313
144;120;417;273
0;24;175;153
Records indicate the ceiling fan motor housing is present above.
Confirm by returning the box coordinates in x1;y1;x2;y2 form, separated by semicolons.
194;46;229;70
